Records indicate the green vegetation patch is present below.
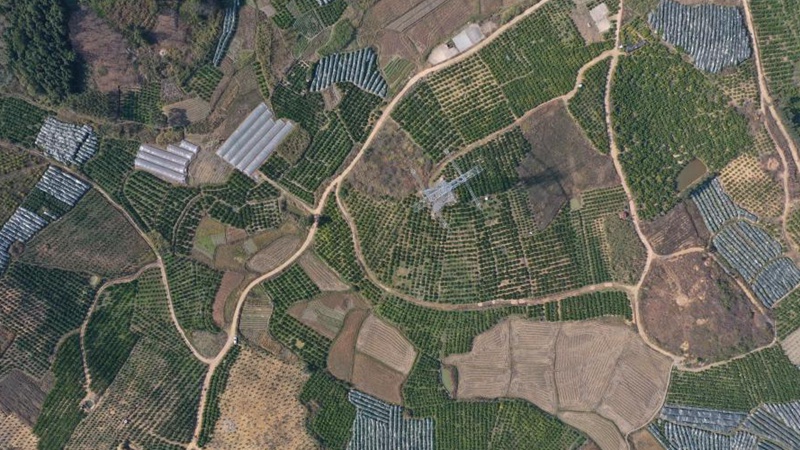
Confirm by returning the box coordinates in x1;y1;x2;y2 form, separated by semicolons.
0;263;95;379
392;81;464;162
667;346;800;411
568;58;611;153
299;370;356;449
775;288;800;339
5;0;78;101
162;250;224;333
0;97;48;147
85;281;139;395
120;83;164;126
198;345;241;446
186;64;224;102
33;334;86;450
318;19;355;57
259;265;331;368
612;24;753;218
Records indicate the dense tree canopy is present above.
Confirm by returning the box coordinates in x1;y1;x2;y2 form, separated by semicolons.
2;0;78;102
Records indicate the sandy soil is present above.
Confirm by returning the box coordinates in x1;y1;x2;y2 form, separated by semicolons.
781;327;800;365
348;118;431;200
518;100;620;229
629;428;665;450
0;411;37;449
640;252;773;366
444;317;672;447
206;346;318;449
355;314;418;375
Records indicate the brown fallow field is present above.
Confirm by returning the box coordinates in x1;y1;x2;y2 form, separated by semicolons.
327;312;418;405
639;200;708;255
444;317;673;450
639;252;773;366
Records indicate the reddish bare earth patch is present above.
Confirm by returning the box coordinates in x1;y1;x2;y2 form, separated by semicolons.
640;200;709;255
328;309;370;381
351;353;406;405
69;7;139;92
518;100;620;228
288;292;369;339
213;271;246;328
639;252;773;366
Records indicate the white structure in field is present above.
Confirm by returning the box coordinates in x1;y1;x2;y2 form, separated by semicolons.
310;48;389;98
428;23;486;65
212;0;240;66
35;117;98;166
134;140;199;184
216;102;295;177
590;3;611;33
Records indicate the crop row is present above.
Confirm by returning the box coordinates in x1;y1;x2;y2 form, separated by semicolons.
186;65;224;102
0;263;95;379
666;346;800;411
67;268;207;447
197;345;241;446
0;97;48;147
403;356;584;450
120;83;164;126
299;370;356;449
567;57;611;154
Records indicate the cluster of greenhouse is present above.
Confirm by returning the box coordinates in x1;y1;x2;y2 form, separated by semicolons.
648;0;752;73
346;390;433;450
35;166;91;210
690;178;757;233
692;177;800;307
310;48;389;98
213;0;240;66
660;405;749;434
134;140;200;184
35;117;98;166
216;102;294;177
0;208;46;272
652;401;800;449
0;167;89;272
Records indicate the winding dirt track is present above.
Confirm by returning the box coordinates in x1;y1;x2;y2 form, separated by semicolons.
47;0;800;446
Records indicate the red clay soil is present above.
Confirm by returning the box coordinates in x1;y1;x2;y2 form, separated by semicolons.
327;309;369;381
213;271;246;328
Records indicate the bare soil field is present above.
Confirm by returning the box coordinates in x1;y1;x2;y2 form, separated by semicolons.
355;314;418;375
518;100;620;229
640;201;709;255
405;0;478;53
328;309;369;381
629;428;665;450
288;291;369;339
164;97;212;123
298;252;350;291
189;146;235;186
720;153;783;219
351;352;406;404
239;302;276;351
570;3;605;44
559;411;626;450
0;369;46;426
190;330;227;359
69;7;139;92
0;411;37;450
639;252;773;366
781;327;800;365
247;235;303;273
445;317;672;447
19;190;155;278
207;346;318;450
214;271;246;328
348;118;431;199
0;326;14;357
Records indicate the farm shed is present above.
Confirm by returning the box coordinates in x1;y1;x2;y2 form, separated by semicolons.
215;103;295;177
134;140;199;184
311;48;389;98
35;117;98;166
